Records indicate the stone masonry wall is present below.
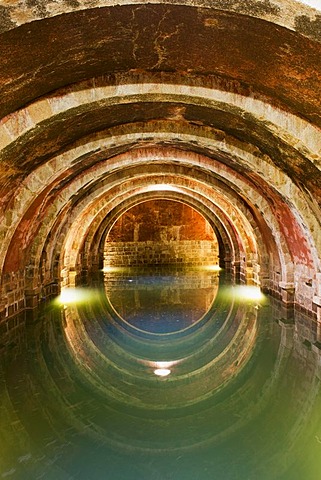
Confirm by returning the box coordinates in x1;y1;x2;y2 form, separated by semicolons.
0;272;25;320
104;240;219;267
108;200;216;243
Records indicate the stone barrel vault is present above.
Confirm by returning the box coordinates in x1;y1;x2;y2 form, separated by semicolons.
0;0;321;321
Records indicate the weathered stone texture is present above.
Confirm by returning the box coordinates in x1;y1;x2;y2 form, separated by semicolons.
0;0;321;318
105;240;219;268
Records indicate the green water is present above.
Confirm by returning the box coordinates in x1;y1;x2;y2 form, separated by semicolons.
1;268;321;479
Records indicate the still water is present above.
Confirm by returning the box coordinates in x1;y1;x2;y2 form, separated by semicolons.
1;267;321;480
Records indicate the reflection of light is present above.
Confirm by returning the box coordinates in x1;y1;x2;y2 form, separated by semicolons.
102;266;122;273
139;359;180;376
204;265;221;271
154;361;175;369
154;368;171;377
153;362;175;377
55;288;94;306
234;285;265;302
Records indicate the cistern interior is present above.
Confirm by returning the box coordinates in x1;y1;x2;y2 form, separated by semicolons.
1;1;321;479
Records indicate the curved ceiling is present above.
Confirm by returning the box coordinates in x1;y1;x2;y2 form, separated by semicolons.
0;0;321;318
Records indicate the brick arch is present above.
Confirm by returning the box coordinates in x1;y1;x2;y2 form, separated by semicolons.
85;193;237;277
1;79;319;279
58;177;254;284
48;157;277;291
3;147;299;308
1;1;318;38
2;140;311;314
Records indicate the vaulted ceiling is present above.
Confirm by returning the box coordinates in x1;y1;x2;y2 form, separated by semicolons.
1;0;321;318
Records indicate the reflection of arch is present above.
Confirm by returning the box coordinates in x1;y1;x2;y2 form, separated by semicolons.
103;268;220;335
2;293;320;477
62;286;259;408
54;284;318;454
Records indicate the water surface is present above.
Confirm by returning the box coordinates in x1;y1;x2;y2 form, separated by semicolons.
1;268;321;479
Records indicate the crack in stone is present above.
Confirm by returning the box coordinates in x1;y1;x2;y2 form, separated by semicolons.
131;8;141;63
152;9;183;70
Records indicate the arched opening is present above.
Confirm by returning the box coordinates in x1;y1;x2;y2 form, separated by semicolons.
1;2;321;478
103;199;220;334
104;199;219;269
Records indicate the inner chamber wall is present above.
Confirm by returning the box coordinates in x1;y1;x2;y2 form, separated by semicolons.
104;200;219;269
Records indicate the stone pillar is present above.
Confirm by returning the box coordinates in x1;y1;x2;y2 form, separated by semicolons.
279;281;295;305
25;287;41;309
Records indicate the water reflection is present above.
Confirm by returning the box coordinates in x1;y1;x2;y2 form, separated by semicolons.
0;268;321;479
104;268;219;334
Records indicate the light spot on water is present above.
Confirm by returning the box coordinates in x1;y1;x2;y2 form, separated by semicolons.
55;288;97;306
223;285;266;303
154;368;171;377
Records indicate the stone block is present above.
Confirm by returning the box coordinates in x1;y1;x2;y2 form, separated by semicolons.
27;99;53;124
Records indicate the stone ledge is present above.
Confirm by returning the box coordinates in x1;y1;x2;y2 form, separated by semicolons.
313;296;321;307
279;281;295;291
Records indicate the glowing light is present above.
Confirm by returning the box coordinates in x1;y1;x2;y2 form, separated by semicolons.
55;288;94;306
154;361;175;369
139;360;179;376
102;266;122;273
204;265;221;272
153;361;176;377
233;285;265;302
154;368;171;377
